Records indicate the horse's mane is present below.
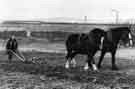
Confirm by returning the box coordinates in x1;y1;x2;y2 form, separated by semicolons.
110;27;130;31
90;28;105;33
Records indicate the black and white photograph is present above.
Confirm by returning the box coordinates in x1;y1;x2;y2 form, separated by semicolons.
0;0;135;88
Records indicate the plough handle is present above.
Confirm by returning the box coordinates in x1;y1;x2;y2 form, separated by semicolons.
8;49;26;62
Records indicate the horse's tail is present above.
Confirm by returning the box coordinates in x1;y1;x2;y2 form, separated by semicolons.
65;34;76;51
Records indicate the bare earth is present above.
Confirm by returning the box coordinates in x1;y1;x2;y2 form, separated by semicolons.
0;40;135;89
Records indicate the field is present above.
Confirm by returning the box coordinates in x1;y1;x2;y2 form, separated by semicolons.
0;22;135;89
0;39;135;89
1;22;135;42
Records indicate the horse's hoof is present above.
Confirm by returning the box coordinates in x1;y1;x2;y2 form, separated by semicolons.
92;64;98;71
97;65;102;69
65;64;70;69
112;66;119;70
65;61;70;69
84;67;89;70
84;63;89;70
93;69;99;72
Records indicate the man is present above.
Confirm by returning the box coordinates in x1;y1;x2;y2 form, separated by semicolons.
6;35;18;62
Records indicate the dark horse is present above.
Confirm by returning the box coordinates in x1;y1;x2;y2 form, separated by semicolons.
98;26;133;70
65;28;105;71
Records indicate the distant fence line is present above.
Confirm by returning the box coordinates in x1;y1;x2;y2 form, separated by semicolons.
0;23;135;43
1;22;134;32
0;30;73;42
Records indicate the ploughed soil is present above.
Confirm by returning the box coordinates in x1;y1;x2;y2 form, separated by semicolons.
0;51;135;89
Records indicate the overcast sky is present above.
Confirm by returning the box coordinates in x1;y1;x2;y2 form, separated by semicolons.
0;0;135;23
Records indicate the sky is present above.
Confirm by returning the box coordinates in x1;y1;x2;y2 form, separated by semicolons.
0;0;135;23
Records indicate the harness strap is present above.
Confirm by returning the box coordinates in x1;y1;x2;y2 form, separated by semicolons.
78;33;87;44
128;33;133;47
78;32;104;49
99;37;104;49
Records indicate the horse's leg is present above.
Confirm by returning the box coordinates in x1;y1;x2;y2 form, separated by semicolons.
111;50;118;70
70;52;77;68
65;51;72;69
91;57;98;71
84;54;92;70
71;58;76;67
84;61;89;70
91;51;98;71
84;55;90;70
97;50;106;69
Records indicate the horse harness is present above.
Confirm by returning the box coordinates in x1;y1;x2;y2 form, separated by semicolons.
78;33;88;44
77;33;104;50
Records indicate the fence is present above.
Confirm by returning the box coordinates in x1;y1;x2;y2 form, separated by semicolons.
1;22;135;44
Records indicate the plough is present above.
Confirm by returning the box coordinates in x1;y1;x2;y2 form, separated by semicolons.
8;49;26;62
8;49;46;64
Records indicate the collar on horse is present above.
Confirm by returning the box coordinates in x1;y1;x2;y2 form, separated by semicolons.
88;33;104;50
78;33;105;50
78;33;95;45
100;37;104;49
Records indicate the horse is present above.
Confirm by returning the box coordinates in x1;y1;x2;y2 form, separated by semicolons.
65;28;106;71
97;26;133;70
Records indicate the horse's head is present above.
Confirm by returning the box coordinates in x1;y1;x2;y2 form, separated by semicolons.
91;28;105;37
110;26;133;47
120;27;133;47
89;28;106;49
